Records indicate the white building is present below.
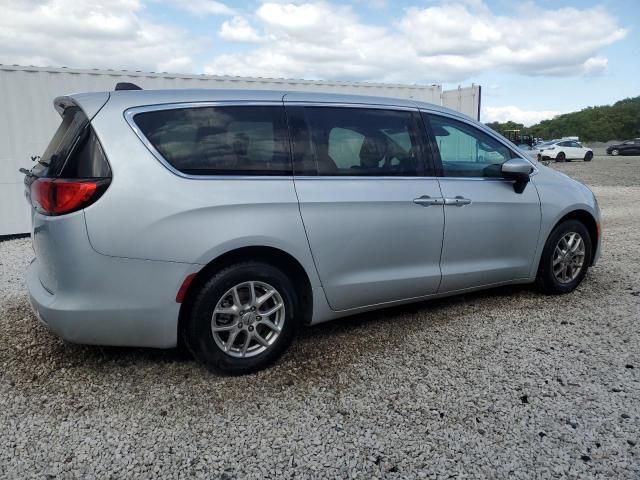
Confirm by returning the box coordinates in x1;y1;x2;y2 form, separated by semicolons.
0;64;481;236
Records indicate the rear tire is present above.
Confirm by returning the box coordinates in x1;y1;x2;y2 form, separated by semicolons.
184;261;300;374
536;220;592;295
556;152;566;162
584;151;593;162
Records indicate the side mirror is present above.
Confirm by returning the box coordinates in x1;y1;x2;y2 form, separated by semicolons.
502;158;533;194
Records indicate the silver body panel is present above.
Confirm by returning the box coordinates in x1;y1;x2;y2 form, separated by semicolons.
294;177;444;310
26;89;601;348
27;212;198;347
436;177;541;291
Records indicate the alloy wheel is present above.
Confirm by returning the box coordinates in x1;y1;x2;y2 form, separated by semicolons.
211;281;286;358
552;232;586;284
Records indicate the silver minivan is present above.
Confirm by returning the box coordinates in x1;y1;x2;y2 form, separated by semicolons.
25;87;601;374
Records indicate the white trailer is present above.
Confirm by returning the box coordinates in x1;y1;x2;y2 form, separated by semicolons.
0;64;481;236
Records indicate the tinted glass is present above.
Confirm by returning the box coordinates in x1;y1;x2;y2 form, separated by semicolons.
32;106;88;177
426;114;514;177
59;127;111;178
292;107;426;176
135;106;291;175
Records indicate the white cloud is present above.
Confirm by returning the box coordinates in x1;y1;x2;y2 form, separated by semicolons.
0;0;628;85
582;56;608;75
174;0;235;16
205;1;627;83
0;0;198;72
483;106;561;126
219;17;263;43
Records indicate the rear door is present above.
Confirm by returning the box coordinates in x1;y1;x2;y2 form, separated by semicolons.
25;105;112;293
286;103;445;311
423;112;541;292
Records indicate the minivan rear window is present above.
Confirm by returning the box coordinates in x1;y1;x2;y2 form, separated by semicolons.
32;106;88;177
134;106;291;176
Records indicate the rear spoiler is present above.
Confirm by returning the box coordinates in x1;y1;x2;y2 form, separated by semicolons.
53;93;110;118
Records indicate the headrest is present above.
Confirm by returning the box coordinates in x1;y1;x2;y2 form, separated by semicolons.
359;134;388;168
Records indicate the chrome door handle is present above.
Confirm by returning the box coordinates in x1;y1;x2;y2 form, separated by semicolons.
413;195;444;206
444;196;472;207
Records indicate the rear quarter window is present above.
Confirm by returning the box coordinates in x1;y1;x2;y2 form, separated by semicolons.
133;106;292;176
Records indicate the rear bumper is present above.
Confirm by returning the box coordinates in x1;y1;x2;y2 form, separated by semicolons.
27;255;198;348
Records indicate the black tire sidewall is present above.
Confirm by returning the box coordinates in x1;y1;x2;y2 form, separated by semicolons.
584;152;593;162
185;262;300;374
556;153;566;162
537;220;592;294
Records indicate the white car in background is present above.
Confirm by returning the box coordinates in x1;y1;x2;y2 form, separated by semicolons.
538;140;594;162
517;144;539;162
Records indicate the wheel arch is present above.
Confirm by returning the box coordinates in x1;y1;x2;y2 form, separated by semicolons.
551;209;599;265
178;246;314;340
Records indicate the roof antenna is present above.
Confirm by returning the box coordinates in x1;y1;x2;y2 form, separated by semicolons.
115;82;142;91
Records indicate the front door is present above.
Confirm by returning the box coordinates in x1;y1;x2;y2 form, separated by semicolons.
286;104;445;311
568;141;586;159
423;112;541;293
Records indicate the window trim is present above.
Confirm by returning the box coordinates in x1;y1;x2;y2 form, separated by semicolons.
284;102;436;178
125;101;293;180
420;110;538;180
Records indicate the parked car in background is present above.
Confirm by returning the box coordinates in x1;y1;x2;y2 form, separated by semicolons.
538;139;593;162
517;144;539;162
24;88;602;374
606;139;640;156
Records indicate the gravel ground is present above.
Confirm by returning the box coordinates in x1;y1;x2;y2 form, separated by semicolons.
1;155;639;479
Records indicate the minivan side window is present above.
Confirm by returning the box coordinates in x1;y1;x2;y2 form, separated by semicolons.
289;107;428;176
424;114;515;178
134;106;291;175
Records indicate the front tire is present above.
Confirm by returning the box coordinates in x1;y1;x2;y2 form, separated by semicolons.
556;152;566;162
584;151;593;162
611;149;619;156
184;262;300;374
536;220;592;294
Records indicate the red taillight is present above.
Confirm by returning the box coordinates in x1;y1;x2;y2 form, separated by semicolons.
30;178;104;215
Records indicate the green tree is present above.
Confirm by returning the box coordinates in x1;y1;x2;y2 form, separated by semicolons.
485;96;640;142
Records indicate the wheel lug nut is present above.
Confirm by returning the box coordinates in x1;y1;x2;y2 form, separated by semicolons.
248;326;254;331
251;307;256;311
256;316;261;321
